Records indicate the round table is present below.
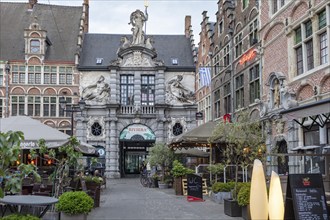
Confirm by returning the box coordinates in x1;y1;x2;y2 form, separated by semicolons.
0;195;58;217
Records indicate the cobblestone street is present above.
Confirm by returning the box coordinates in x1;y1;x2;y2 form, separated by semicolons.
87;178;242;220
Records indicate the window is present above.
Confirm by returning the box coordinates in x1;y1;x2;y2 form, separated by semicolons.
43;96;56;117
59;67;72;85
224;82;231;114
214;89;221;119
235;33;243;58
320;32;328;65
235;74;244;109
28;66;41;84
141;75;155;106
11;96;25;116
120;75;134;105
0;68;3;86
0;99;3;118
293;18;321;76
249;19;258;46
44;66;57;84
59;97;72;117
249;64;260;103
30;40;40;53
218;21;223;35
91;122;102;136
172;123;183;136
242;0;248;10
12;65;25;84
319;10;328;65
272;0;285;14
27;96;41;116
224;44;230;66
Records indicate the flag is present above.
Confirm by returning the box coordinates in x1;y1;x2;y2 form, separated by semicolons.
199;67;211;87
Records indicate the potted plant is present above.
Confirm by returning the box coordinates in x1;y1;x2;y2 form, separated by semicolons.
82;175;103;207
209;110;266;217
56;191;94;220
147;143;174;189
151;174;159;188
210;181;234;204
237;183;251;220
1;214;40;220
0;131;41;198
171;160;194;195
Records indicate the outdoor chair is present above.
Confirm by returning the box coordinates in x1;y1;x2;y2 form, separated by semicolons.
32;183;41;193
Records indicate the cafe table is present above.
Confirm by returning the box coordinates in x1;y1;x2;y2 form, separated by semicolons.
0;195;58;218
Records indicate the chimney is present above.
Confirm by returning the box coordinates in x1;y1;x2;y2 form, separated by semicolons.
28;0;38;9
185;16;191;38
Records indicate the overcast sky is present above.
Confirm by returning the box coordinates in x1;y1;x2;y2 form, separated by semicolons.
6;0;217;41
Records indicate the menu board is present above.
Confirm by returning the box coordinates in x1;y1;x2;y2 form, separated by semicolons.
284;174;329;220
187;174;203;202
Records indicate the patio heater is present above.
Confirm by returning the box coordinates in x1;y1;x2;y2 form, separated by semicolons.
59;97;86;136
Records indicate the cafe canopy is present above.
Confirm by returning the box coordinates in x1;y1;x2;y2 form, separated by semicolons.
169;121;218;149
0;116;96;155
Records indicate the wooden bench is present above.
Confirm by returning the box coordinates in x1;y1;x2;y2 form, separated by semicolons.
182;178;208;196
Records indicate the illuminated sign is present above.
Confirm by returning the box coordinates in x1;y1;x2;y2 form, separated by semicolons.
239;49;257;65
119;124;156;140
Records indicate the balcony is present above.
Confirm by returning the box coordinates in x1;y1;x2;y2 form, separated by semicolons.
120;105;155;115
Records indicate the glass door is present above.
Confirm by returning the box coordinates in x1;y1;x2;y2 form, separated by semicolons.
124;152;146;174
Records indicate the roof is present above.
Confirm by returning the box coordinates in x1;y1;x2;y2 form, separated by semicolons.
170;121;218;148
0;116;96;155
0;2;83;62
78;34;195;69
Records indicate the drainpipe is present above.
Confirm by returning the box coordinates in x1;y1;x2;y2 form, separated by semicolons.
5;61;10;118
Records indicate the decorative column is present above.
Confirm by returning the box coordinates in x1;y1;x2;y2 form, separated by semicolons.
109;117;120;178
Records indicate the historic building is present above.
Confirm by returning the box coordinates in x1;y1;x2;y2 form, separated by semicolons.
209;0;261;121
0;0;88;135
259;0;330;178
76;10;198;178
196;11;214;126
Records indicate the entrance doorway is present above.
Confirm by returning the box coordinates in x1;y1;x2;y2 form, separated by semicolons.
119;123;156;177
120;141;154;176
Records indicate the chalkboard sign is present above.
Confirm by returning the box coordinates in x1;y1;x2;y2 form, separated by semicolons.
284;174;329;220
187;174;203;202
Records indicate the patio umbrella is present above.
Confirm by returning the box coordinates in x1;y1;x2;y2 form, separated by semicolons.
0;116;96;155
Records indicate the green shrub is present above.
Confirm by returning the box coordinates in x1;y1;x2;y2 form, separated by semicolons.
1;214;40;220
56;191;94;215
211;182;234;193
171;160;194;178
83;175;103;184
237;183;251;206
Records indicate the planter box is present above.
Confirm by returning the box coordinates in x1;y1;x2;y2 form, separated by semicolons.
241;205;251;220
61;212;88;220
224;199;242;217
85;182;101;207
174;177;183;195
158;183;169;189
210;191;232;204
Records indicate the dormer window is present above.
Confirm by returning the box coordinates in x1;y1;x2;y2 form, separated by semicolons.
30;40;40;53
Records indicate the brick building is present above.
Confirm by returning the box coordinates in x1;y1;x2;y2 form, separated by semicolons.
259;0;330;179
0;0;88;135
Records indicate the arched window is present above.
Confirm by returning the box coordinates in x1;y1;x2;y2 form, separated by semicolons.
30;40;40;53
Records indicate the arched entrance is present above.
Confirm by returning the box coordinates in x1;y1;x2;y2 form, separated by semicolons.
119;124;156;176
277;140;289;174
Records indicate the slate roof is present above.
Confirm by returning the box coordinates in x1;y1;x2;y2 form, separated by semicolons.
78;33;195;70
0;2;83;62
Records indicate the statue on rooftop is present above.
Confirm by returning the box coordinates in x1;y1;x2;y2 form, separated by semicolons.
129;9;148;45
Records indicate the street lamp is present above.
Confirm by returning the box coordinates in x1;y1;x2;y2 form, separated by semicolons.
59;97;86;136
5;62;10;118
